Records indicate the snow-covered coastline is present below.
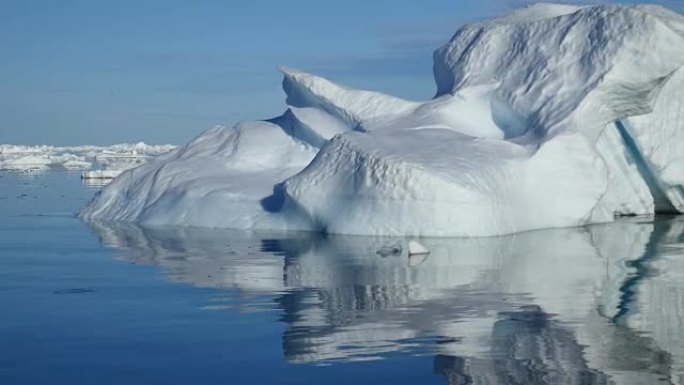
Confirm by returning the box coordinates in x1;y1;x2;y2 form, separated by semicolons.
80;3;684;236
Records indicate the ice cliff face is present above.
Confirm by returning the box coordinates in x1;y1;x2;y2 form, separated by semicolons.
80;3;684;237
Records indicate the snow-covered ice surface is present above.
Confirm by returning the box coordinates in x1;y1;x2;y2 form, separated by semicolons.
81;3;684;237
0;143;176;179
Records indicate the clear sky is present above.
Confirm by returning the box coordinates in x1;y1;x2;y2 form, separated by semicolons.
1;0;682;145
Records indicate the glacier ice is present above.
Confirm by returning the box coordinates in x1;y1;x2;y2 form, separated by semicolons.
81;3;684;237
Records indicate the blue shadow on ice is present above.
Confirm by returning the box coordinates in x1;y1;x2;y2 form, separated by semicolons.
260;183;286;213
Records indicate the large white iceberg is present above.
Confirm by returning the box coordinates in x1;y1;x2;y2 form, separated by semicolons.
80;3;684;237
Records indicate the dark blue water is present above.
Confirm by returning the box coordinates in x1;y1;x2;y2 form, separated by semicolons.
1;171;683;384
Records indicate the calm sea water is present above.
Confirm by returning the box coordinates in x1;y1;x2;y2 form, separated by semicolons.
1;171;683;384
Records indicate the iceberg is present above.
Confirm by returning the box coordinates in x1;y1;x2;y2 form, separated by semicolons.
81;3;684;237
0;143;176;175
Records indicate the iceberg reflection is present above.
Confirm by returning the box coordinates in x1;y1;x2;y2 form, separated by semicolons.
86;217;684;384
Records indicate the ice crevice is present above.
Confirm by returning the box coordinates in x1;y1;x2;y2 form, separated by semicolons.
80;3;684;237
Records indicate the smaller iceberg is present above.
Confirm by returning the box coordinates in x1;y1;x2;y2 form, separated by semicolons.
0;143;176;178
408;241;430;256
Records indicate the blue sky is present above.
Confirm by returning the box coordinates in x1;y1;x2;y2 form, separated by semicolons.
1;0;682;145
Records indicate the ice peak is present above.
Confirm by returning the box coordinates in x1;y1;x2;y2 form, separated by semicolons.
279;65;416;129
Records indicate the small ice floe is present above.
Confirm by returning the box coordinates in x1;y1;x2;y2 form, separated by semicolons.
376;243;402;257
81;169;123;179
0;151;89;171
81;170;123;185
408;240;429;256
408;240;430;267
1;143;174;173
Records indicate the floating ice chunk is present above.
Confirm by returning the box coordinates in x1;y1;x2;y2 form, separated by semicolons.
0;155;52;171
408;241;430;256
61;157;92;170
81;170;123;180
0;143;174;173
